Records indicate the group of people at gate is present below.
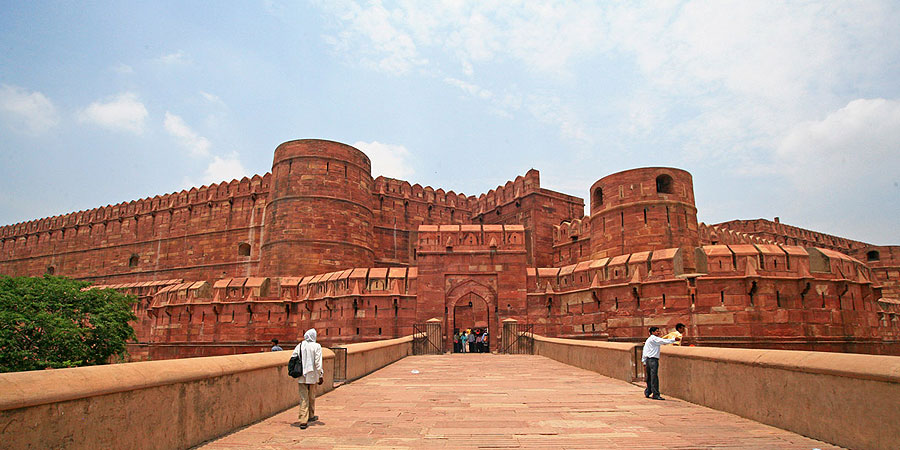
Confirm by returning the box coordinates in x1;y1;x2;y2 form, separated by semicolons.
453;328;489;353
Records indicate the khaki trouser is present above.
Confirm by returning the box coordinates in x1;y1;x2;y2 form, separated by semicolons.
298;383;316;423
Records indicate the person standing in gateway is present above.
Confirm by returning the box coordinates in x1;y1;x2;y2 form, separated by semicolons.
641;326;680;400
291;329;324;429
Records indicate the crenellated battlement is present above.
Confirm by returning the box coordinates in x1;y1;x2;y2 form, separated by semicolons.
3;139;898;357
470;169;541;216
373;176;476;209
712;218;868;253
699;222;775;246
553;216;591;245
0;174;270;241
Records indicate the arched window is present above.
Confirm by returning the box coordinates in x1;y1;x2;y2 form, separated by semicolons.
46;266;55;275
592;187;603;208
867;250;880;262
656;174;673;194
128;254;139;268
238;242;251;257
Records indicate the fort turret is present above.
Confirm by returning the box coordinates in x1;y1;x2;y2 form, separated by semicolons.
588;167;699;259
259;139;375;276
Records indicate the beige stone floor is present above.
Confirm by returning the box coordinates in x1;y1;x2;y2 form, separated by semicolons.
197;354;842;449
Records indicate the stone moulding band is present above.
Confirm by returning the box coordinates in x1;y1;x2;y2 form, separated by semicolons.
272;154;371;173
260;238;375;255
589;199;699;216
266;194;374;212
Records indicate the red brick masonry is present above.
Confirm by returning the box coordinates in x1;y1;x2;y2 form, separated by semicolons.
0;139;897;358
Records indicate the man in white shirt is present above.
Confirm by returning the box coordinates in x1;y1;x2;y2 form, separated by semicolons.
291;329;324;429
642;326;679;400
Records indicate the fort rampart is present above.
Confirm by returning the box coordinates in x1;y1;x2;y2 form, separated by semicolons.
1;138;898;357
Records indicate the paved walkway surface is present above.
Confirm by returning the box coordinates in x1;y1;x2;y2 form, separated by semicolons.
199;354;841;449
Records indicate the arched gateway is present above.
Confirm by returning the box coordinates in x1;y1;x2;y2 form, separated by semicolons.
414;224;529;353
446;279;498;351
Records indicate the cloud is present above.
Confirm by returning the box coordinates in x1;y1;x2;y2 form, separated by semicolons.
319;1;425;75
78;92;148;134
352;141;414;179
164;112;211;157
112;63;133;74
199;91;223;105
157;51;189;65
202;153;248;185
0;84;59;135
775;98;900;193
315;2;900;162
444;77;492;100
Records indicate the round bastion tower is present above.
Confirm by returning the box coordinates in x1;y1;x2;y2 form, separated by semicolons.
589;167;699;259
259;139;375;277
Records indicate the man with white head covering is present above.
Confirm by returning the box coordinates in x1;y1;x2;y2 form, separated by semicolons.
291;328;324;429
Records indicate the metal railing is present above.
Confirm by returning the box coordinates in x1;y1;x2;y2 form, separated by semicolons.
412;323;443;355
500;323;534;354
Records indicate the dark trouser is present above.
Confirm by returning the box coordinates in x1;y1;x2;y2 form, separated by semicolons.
644;357;660;398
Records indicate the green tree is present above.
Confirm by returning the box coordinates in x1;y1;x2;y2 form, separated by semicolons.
0;275;137;373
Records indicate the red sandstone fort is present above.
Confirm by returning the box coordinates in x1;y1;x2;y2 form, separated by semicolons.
1;139;898;358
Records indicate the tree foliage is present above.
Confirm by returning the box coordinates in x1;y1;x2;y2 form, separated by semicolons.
0;275;137;373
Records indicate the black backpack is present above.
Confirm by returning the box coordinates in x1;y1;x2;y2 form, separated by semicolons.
288;354;304;378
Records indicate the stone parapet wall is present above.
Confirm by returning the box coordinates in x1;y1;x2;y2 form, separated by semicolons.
532;333;900;450
0;349;335;450
661;345;900;450
337;335;413;381
531;334;637;381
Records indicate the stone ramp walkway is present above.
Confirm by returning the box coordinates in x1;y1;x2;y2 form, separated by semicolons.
199;354;841;449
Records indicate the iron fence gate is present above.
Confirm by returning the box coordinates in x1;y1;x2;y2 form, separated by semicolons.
412;322;443;355
500;323;534;354
329;347;347;382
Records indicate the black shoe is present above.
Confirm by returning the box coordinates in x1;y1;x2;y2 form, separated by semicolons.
651;396;665;400
299;423;308;429
645;394;651;398
309;415;318;422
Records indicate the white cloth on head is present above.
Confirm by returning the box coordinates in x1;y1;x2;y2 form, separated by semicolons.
291;328;324;384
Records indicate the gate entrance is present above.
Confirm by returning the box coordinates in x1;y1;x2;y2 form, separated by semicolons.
452;292;490;332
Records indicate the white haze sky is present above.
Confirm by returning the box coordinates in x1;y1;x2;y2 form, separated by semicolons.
1;1;899;244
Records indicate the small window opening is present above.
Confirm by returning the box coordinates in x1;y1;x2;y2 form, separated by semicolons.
129;254;139;268
720;291;725;305
238;243;251;256
643;208;647;224
592;187;603;208
656;174;673;194
46;266;55;275
662;293;666;308
776;291;781;307
867;251;880;262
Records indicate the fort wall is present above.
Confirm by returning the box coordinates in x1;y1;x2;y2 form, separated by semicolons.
589;168;699;259
260;140;375;276
371;176;476;266
0;174;270;284
470;169;584;266
1;139;897;358
713;218;868;253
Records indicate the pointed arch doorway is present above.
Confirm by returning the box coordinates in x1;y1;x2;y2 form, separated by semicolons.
445;278;498;352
